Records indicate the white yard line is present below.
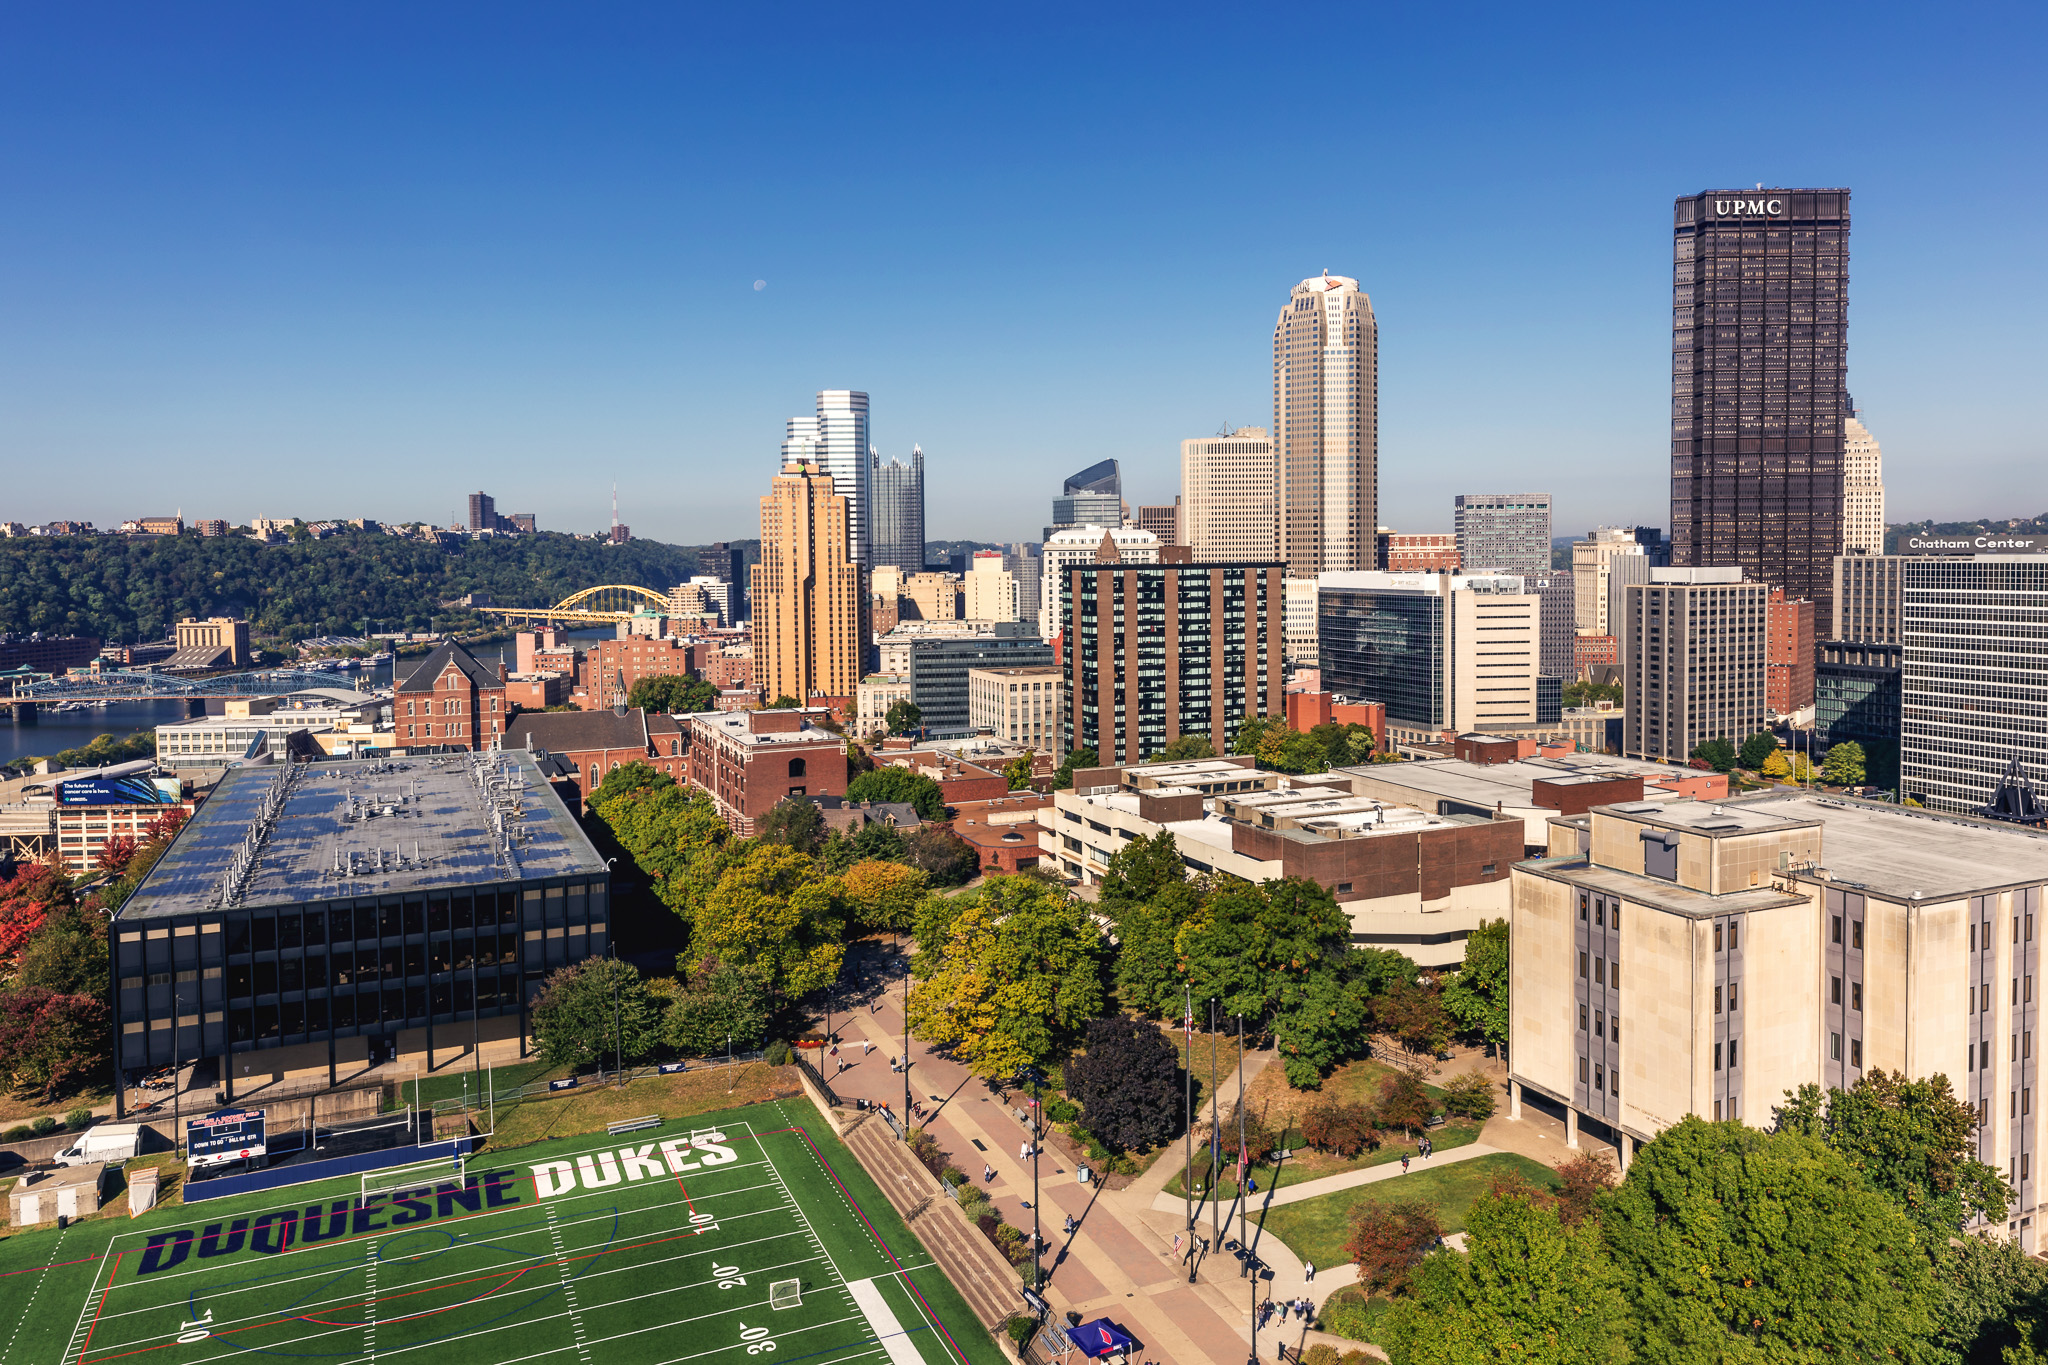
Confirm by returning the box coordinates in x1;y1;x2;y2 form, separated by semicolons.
845;1278;923;1365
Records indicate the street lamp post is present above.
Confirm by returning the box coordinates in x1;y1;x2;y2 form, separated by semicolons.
1237;1012;1248;1274
901;947;911;1134
1029;1087;1043;1290
1209;998;1221;1255
1183;983;1194;1283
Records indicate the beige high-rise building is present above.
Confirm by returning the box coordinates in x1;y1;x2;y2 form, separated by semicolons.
1619;568;1767;762
902;572;960;622
1843;414;1886;555
1571;527;1649;636
1274;273;1377;576
963;552;1016;622
1182;426;1276;562
755;459;864;705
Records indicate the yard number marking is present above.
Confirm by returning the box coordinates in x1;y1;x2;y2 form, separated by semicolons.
176;1309;214;1344
712;1263;748;1289
738;1321;776;1354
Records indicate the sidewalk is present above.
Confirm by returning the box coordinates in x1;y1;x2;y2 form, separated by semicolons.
1147;1140;1504;1215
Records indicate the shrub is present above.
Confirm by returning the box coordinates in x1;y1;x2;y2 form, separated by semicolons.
64;1107;93;1130
2;1125;31;1142
1343;1197;1443;1298
1044;1096;1080;1124
1004;1316;1037;1346
1300;1098;1379;1158
1439;1072;1497;1120
1374;1071;1435;1135
1339;1352;1375;1365
1303;1347;1341;1365
30;1115;57;1136
907;1127;948;1178
957;1186;991;1220
763;1039;794;1066
941;1164;969;1188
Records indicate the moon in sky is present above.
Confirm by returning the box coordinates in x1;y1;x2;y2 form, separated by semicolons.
753;280;767;291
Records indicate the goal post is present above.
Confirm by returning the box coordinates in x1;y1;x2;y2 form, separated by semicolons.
361;1152;466;1200
769;1279;801;1311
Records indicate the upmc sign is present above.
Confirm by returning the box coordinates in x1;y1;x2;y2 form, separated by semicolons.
1712;197;1786;217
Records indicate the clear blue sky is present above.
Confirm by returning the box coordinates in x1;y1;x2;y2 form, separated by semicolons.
1;3;2040;546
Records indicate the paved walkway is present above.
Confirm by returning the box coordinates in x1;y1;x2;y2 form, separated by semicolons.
824;941;1283;1365
1148;1141;1505;1215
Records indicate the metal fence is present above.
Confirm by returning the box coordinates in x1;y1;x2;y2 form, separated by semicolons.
425;1051;768;1119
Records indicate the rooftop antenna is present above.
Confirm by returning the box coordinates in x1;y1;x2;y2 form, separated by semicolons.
611;481;620;536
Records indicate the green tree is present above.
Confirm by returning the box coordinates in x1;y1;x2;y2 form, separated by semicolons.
1438;918;1509;1051
626;673;716;714
1822;739;1868;786
1761;748;1791;779
1098;830;1187;904
1688;737;1737;772
904;824;981;886
591;783;735;924
695;844;847;1001
1737;730;1779;770
1148;735;1215;763
1001;752;1035;791
1380;1184;1631;1365
1109;879;1208;1016
1175;877;1383;1086
756;797;826;854
845;765;946;820
1772;1069;2008;1244
660;957;771;1057
16;907;110;999
1562;680;1623;708
766;695;801;709
905;874;1108;1077
529;957;663;1071
840;860;930;932
1052;747;1098;790
1927;1235;2048;1363
591;760;675;807
884;699;923;736
1602;1117;1940;1360
1231;714;1328;774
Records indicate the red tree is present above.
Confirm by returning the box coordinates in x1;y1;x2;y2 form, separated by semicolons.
1342;1197;1444;1297
0;863;72;976
94;835;139;876
0;989;111;1100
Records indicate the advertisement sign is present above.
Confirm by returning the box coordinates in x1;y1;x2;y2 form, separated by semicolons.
1898;534;2048;556
186;1108;267;1168
56;775;179;806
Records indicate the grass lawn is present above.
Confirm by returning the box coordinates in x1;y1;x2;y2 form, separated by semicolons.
0;1094;1002;1365
1162;1055;1488;1201
1255;1152;1557;1269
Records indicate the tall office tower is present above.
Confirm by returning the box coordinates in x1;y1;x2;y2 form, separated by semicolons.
1454;493;1552;576
1283;578;1320;664
1318;572;1539;745
1833;553;1903;644
1047;461;1122;540
782;391;871;565
1843;411;1885;555
1058;548;1284;764
1671;190;1851;636
1901;553;2048;814
1572;528;1649;635
755;458;864;705
1529;571;1576;680
1038;526;1159;639
964;551;1016;622
1183;426;1277;562
1766;589;1817;714
467;492;496;534
1005;543;1043;629
1274;272;1378;576
1136;501;1182;544
869;445;925;575
1619;568;1768;762
1818;552;1905;788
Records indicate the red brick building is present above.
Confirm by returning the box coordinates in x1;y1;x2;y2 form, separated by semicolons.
1375;533;1460;572
954;817;1045;874
394;642;509;750
1283;691;1386;750
578;637;709;710
684;708;848;835
703;649;753;691
878;751;1010;806
1573;634;1619;675
1766;588;1816;715
503;708;689;809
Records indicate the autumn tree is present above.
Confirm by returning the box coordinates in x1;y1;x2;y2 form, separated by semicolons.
903;825;979;887
905;874;1108;1077
1343;1198;1443;1298
1300;1097;1378;1158
757;797;826;854
1553;1149;1617;1227
695;843;847;1001
1374;1070;1435;1136
840;860;930;933
1370;977;1454;1064
0;989;110;1100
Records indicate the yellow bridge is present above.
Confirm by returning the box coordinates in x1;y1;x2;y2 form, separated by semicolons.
480;584;672;627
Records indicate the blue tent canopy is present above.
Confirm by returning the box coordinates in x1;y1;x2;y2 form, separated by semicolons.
1071;1319;1137;1358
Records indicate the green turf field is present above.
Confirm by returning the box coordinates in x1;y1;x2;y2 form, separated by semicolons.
0;1097;1002;1365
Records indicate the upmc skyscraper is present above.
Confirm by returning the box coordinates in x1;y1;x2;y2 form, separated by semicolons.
1670;189;1850;636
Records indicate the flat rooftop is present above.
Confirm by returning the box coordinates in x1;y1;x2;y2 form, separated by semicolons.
1744;792;2048;902
1609;801;1819;836
120;751;605;921
1338;753;1686;809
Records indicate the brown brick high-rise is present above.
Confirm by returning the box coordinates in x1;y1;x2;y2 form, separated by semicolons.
755;458;864;706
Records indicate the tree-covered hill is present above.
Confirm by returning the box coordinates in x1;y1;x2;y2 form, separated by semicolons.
0;530;729;643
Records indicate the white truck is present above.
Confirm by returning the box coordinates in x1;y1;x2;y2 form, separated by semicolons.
52;1122;144;1167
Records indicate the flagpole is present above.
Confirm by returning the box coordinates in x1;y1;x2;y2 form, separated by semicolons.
1237;1012;1248;1278
1183;983;1194;1283
1209;997;1221;1256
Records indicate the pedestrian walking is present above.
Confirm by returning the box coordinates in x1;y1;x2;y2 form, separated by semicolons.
1304;1260;1314;1283
984;1164;995;1184
863;1038;872;1055
1401;1154;1410;1173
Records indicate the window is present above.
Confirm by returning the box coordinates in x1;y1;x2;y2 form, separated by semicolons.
1579;1004;1587;1030
1729;1040;1738;1068
1715;924;1724;952
1594;957;1605;986
1593;1064;1604;1091
1852;981;1862;1011
1578;1057;1588;1083
1728;984;1738;1012
788;757;806;778
1831;1032;1841;1061
1972;986;1978;1013
1851;920;1863;950
1611;1017;1620;1043
1728;923;1738;951
1714;1100;1723;1121
1714;1042;1723;1071
1579;952;1588;980
1850;1039;1862;1068
1595;903;1604;928
1612;962;1620;989
1594;1010;1604;1035
1611;1069;1620;1097
1715;985;1723;1014
1832;915;1842;945
1579;894;1588;921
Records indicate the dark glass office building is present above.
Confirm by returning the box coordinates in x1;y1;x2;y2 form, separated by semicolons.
908;627;1052;736
1670;189;1850;636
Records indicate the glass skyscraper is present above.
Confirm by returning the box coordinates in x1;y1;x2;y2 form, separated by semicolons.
782;390;871;566
1670;189;1850;636
869;445;925;576
1900;556;2048;813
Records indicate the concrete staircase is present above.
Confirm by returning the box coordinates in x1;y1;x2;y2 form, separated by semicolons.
842;1113;1023;1330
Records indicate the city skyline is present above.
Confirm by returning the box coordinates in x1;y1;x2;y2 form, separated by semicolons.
0;7;2037;543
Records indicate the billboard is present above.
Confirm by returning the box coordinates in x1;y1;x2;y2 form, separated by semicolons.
57;776;179;806
1898;534;2048;556
186;1108;267;1168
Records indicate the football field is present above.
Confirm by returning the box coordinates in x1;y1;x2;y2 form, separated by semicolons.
0;1098;1002;1365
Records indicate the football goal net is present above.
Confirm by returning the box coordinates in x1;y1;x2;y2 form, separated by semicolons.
769;1279;802;1311
361;1152;466;1200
